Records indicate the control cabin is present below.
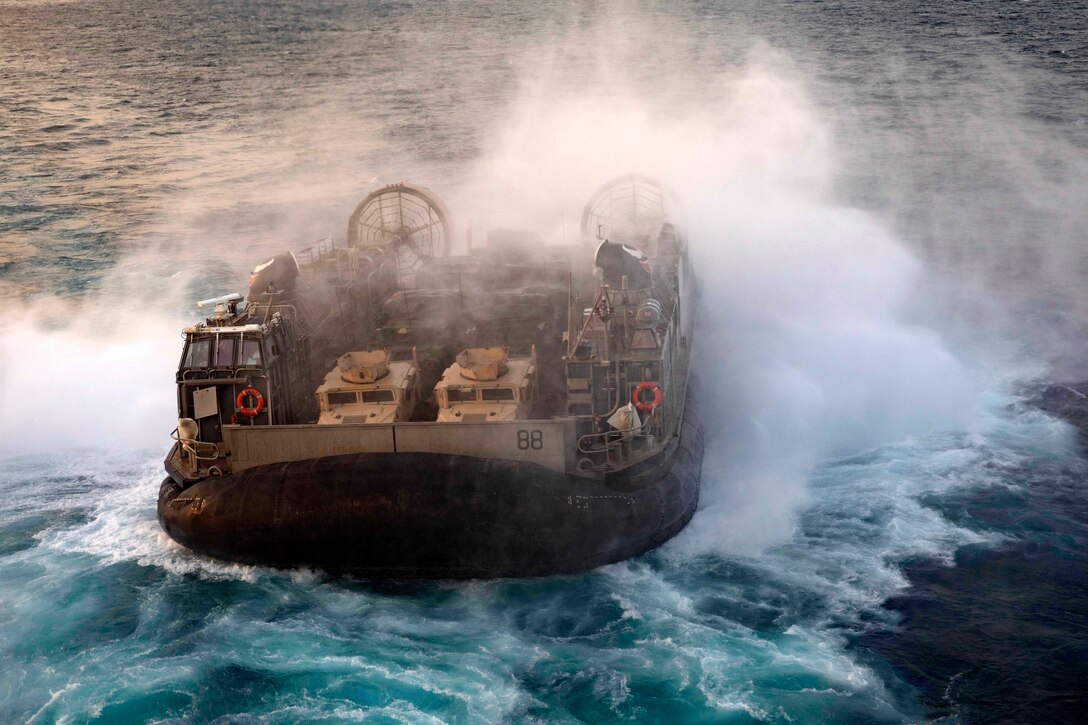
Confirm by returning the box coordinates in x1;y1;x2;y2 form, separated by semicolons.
435;346;537;423
175;293;311;440
316;349;419;425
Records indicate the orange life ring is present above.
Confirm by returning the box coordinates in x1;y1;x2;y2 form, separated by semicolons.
632;382;663;412
236;387;265;418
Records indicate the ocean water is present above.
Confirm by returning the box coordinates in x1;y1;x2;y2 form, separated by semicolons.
2;1;1087;722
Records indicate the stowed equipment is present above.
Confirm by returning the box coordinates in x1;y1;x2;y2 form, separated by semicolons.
567;175;693;472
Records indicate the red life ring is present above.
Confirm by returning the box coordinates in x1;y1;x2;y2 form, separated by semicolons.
632;382;663;412
236;387;265;418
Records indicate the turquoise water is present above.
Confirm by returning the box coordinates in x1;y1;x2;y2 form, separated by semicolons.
2;393;1082;721
2;1;1087;721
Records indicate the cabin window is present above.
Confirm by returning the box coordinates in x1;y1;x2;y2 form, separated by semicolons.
239;338;262;367
215;336;236;368
482;388;515;401
447;387;477;403
327;391;359;406
184;337;212;368
361;390;395;403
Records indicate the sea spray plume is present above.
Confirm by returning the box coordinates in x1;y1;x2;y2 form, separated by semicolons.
681;200;978;555
678;60;980;554
464;46;979;554
0;255;193;458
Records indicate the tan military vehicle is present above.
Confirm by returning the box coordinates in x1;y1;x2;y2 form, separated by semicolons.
434;346;537;423
316;348;419;424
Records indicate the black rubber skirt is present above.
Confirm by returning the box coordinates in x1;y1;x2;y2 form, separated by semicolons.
159;398;703;578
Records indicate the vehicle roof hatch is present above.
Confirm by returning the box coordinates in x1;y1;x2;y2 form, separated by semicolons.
455;346;508;381
338;349;391;384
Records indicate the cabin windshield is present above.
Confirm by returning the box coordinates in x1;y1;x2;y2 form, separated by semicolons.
183;333;263;370
216;336;236;368
239;337;262;367
481;388;515;401
183;336;212;368
361;390;395;403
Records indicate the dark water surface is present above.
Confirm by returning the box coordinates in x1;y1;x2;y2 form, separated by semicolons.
2;1;1087;722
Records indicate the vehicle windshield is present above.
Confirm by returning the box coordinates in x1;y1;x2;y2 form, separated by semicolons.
361;390;395;403
481;388;515;401
327;391;359;406
447;387;477;403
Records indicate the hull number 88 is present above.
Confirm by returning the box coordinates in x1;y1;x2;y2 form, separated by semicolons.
517;430;544;450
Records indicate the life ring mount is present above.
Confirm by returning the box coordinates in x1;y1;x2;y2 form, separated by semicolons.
237;388;265;418
632;382;662;412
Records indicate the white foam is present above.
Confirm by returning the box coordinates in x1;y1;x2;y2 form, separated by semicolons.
31;451;267;581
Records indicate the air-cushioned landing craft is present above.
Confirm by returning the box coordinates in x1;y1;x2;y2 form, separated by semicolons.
159;176;703;577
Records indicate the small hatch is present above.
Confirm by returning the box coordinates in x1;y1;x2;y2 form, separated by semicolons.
455;347;509;381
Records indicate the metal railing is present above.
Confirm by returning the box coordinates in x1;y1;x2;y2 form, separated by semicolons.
170;428;223;475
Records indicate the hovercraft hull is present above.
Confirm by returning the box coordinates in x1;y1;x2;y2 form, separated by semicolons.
159;397;703;578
